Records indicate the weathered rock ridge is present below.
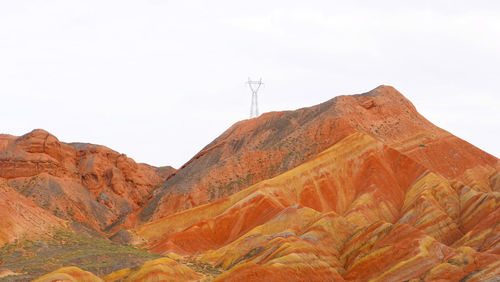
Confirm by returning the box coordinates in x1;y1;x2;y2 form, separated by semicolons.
0;129;174;232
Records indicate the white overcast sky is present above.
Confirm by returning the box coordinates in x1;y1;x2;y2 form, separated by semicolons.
0;0;499;168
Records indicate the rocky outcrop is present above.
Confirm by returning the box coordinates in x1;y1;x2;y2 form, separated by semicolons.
0;130;174;231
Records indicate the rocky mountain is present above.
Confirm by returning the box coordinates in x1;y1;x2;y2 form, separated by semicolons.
140;85;497;223
0;129;174;234
0;85;499;281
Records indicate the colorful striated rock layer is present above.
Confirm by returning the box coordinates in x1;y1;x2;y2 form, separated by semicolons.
132;131;499;281
103;257;204;281
11;85;500;281
140;85;496;223
0;129;174;234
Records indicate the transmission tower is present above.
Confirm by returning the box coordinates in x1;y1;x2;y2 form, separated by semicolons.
247;77;263;118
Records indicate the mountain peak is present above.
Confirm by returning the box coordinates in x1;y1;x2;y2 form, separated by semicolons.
20;128;57;140
368;84;398;94
140;86;496;222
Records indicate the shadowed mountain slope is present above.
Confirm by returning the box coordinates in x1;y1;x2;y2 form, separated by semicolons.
0;178;65;246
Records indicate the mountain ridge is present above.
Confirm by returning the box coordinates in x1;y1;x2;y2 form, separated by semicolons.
140;85;497;223
0;129;175;234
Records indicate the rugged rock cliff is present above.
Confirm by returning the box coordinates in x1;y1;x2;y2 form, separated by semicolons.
0;129;174;232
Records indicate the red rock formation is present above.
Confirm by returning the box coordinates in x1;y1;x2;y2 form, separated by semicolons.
0;129;174;231
134;131;498;281
130;85;498;281
0;178;65;246
141;85;497;222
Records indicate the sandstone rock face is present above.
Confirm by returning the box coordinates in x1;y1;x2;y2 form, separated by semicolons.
0;178;65;246
134;132;499;281
0;130;173;232
141;85;497;222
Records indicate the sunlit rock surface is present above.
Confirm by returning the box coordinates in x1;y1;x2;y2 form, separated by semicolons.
0;129;173;232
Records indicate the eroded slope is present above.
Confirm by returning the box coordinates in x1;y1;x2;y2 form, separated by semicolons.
133;132;500;281
0;129;174;232
141;85;497;223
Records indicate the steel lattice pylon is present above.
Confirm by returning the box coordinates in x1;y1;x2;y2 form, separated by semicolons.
247;77;263;118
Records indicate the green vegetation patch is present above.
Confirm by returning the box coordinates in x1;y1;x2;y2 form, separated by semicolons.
0;229;161;281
